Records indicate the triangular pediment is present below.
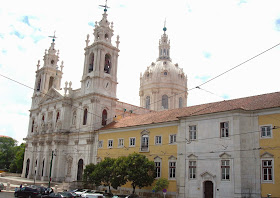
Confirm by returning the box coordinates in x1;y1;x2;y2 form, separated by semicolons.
168;155;177;160
39;88;64;104
200;171;216;179
219;152;231;158
188;154;198;159
261;152;274;158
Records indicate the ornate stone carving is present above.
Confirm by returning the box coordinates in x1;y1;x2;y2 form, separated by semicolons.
66;155;73;176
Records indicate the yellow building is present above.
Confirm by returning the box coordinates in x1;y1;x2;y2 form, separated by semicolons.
259;113;280;198
97;109;181;197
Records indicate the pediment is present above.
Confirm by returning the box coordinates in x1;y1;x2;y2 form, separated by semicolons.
261;152;274;158
154;156;162;161
168;155;177;160
219;152;231;158
40;88;64;104
200;171;216;179
188;154;198;159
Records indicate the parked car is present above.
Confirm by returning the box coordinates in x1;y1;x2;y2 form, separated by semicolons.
0;183;4;192
73;189;94;195
81;193;104;198
41;192;80;198
14;186;40;198
112;195;128;198
125;194;139;198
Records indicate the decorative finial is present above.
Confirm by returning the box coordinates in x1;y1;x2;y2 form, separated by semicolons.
163;18;167;33
99;0;109;12
116;35;120;49
48;31;57;43
36;60;40;70
60;61;64;72
85;34;90;47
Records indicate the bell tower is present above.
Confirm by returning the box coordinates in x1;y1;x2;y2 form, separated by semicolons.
32;35;64;108
81;3;120;100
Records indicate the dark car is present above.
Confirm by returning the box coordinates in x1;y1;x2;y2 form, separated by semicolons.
15;186;53;198
14;186;40;198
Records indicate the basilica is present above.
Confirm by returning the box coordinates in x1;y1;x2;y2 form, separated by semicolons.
22;6;187;184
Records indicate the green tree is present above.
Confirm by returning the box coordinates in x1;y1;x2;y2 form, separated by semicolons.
91;157;116;192
10;143;25;173
126;153;156;194
111;156;128;189
0;137;17;170
83;163;96;183
152;178;169;193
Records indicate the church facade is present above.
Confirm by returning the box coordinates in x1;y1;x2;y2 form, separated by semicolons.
21;7;187;184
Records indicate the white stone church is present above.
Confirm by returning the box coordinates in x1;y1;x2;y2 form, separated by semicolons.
21;7;188;183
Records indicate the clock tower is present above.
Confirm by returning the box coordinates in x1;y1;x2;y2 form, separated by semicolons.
81;7;120;100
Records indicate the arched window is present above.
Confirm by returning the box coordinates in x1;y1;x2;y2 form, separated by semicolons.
162;95;168;109
83;108;88;125
167;49;169;56
104;54;111;74
72;111;76;125
88;53;94;73
102;109;107;126
42;115;45;122
105;33;109;40
41;159;45;176
37;78;41;91
164;49;166;55
145;96;150;109
48;77;54;90
31;120;35;132
25;159;30;178
77;159;83;181
179;97;183;108
56;112;60;123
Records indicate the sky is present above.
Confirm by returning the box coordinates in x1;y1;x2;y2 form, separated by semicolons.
1;0;280;144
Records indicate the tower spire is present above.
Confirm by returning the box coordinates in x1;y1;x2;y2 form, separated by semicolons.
157;19;171;61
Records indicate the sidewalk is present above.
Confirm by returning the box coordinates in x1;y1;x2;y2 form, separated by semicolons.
0;176;64;193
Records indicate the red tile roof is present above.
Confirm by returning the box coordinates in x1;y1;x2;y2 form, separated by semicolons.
101;92;280;130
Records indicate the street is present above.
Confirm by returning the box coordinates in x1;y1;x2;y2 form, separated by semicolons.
0;192;14;198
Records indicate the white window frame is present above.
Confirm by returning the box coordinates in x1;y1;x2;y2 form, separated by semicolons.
169;134;177;144
155;136;162;145
129;137;136;147
220;121;229;138
221;160;230;181
260;125;273;139
261;159;274;183
118;138;124;148
98;140;103;148
155;161;161;178
189;160;196;179
189;125;197;141
140;134;149;152
108;139;113;148
169;161;176;179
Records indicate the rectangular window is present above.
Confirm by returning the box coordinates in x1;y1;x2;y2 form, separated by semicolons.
169;162;176;178
118;138;124;147
141;135;149;152
189;161;196;179
170;134;177;144
261;126;272;138
98;140;103;148
221;160;230;180
189;125;197;140
108;139;113;148
155;136;162;145
129;137;136;147
155;162;161;178
262;160;273;182
220;122;229;138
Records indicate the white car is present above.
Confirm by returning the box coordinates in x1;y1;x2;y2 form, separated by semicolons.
74;189;94;195
81;193;104;198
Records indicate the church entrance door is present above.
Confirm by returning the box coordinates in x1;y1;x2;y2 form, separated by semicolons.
25;159;30;178
204;180;213;198
77;159;83;181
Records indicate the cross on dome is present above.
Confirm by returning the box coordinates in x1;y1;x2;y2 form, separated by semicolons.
48;31;57;43
99;0;110;12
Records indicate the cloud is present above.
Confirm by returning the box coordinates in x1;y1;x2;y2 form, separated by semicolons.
30;34;45;43
238;0;247;6
1;49;7;54
0;34;3;39
21;16;30;26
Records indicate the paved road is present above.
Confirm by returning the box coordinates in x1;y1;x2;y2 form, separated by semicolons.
0;192;14;198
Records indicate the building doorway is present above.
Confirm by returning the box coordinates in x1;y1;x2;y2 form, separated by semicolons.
204;180;213;198
25;159;30;178
77;159;83;181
